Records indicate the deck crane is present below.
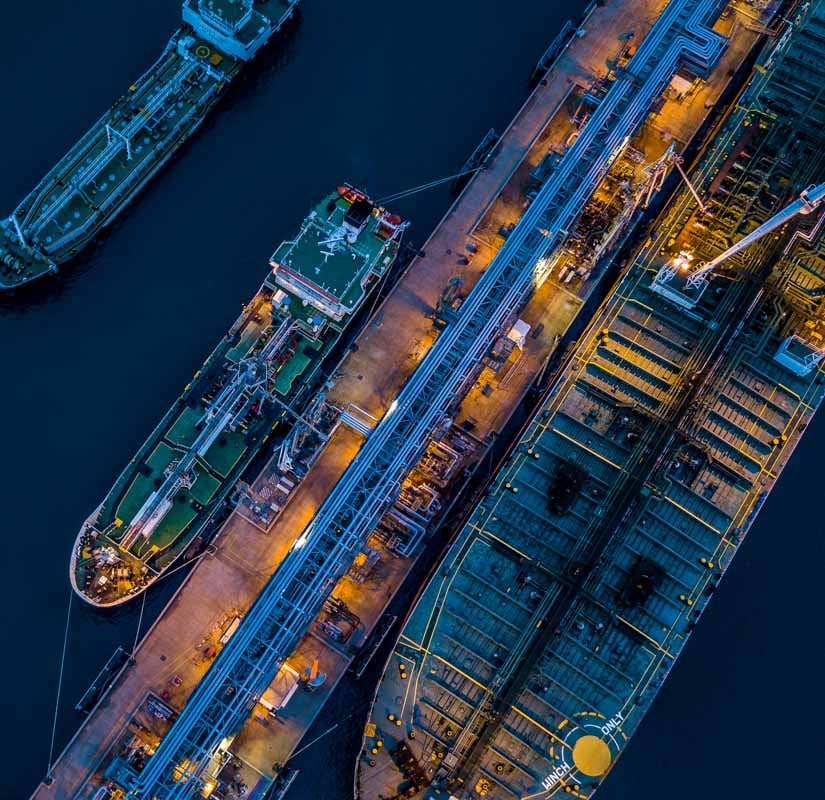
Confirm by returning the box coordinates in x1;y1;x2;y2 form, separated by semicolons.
666;147;707;213
638;142;707;212
653;182;825;300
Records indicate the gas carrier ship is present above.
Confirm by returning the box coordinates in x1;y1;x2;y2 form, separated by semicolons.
358;2;825;798
0;0;298;290
71;186;405;606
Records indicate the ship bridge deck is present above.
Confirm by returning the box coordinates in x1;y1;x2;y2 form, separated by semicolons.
197;0;296;46
269;194;397;320
183;0;298;59
362;6;825;796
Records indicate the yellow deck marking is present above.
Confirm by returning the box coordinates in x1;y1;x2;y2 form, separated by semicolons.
615;615;673;658
511;705;569;749
477;525;533;562
572;735;612;776
398;635;490;694
430;654;489;694
662;495;721;534
550;427;623;470
735;444;763;469
398;654;416;721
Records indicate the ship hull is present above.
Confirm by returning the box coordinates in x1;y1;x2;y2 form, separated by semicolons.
71;187;405;607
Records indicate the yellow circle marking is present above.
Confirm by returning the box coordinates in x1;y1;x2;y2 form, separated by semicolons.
572;735;612;777
195;45;211;59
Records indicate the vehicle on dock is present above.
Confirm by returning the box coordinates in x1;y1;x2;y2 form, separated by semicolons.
0;1;299;290
70;186;405;606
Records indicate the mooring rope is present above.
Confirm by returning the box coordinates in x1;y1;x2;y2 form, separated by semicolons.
46;586;73;778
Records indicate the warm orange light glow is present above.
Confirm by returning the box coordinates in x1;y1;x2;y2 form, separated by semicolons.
172;759;194;783
670;249;695;273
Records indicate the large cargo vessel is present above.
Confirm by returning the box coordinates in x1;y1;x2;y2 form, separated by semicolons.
357;3;825;798
0;0;299;290
70;186;405;606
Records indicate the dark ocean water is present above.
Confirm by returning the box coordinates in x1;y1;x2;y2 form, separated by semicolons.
1;2;822;798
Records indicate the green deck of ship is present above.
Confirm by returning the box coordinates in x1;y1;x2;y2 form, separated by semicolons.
272;347;312;395
105;337;315;556
167;406;202;448
203;430;248;476
110;441;223;552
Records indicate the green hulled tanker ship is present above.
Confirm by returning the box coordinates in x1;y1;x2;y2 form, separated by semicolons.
70;186;405;606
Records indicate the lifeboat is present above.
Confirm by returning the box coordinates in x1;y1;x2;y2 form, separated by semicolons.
337;184;366;205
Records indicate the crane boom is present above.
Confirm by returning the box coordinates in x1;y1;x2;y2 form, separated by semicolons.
686;182;825;287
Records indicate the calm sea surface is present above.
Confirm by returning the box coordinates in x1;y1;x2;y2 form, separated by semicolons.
2;2;822;797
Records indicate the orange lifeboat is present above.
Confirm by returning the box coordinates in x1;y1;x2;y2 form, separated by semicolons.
337;185;366;205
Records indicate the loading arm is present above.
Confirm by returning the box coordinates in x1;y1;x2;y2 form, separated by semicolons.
684;182;825;288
